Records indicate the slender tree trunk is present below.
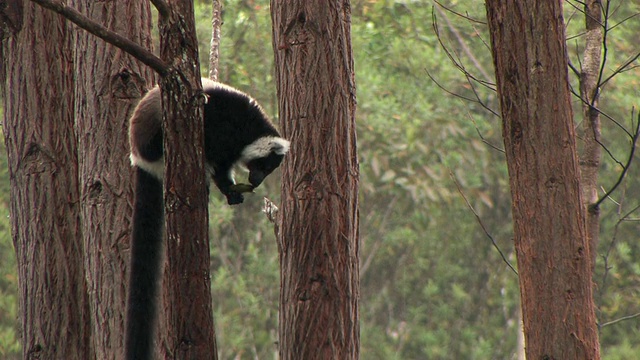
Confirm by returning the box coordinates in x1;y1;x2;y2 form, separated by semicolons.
2;3;93;359
209;0;222;81
156;1;217;358
515;306;525;360
72;0;156;358
271;1;360;359
579;0;603;269
485;1;600;359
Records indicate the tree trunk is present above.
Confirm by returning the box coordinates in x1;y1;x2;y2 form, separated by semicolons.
485;1;600;359
2;3;93;359
271;1;360;359
156;1;217;358
72;0;156;358
208;0;222;81
579;0;603;269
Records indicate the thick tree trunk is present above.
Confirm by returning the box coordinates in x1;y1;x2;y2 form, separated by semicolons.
156;1;217;359
72;0;156;358
2;3;93;359
485;1;600;359
271;1;360;359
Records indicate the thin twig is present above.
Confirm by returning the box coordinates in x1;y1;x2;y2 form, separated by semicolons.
568;60;581;77
600;50;640;87
450;171;518;276
433;0;486;25
464;73;499;116
595;0;609;95
593;111;640;210
464;108;505;153
432;7;495;90
608;13;640;31
569;85;632;138
600;312;640;328
426;70;477;103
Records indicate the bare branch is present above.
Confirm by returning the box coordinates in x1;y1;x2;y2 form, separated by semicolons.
425;70;477;103
596;1;640;88
426;68;503;152
596;183;628;306
593;111;640;210
360;196;399;278
432;5;493;85
425;70;499;119
608;12;640;31
30;0;169;76
569;84;632;138
471;24;492;53
564;0;584;31
464;73;499;116
150;0;170;19
565;0;587;11
600;50;640;87
595;0;609;93
430;6;501;123
450;171;518;276
464;108;505;153
600;312;640;328
432;0;486;25
568;60;581;77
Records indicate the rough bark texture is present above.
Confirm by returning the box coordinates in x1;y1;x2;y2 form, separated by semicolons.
208;0;222;81
271;1;360;359
157;1;217;359
72;0;156;358
2;3;93;359
579;0;603;269
485;1;601;359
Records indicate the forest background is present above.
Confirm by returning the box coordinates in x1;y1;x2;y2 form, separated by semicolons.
1;0;639;359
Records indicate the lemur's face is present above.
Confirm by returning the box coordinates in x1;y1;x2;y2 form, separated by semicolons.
246;152;285;187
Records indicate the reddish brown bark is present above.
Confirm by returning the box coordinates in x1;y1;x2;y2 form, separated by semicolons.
2;3;92;359
271;1;360;359
156;1;217;359
72;0;156;358
485;1;600;359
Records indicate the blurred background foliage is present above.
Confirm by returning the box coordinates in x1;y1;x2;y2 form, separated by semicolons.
1;0;639;358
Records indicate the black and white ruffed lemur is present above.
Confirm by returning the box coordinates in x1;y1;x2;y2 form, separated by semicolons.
125;78;289;360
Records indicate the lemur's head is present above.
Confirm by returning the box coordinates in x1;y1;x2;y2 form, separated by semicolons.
240;136;290;187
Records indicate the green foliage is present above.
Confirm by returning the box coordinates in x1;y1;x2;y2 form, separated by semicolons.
202;1;640;358
0;0;638;359
0;122;20;358
207;181;281;358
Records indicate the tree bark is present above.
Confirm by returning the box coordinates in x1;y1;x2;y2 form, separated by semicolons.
2;2;93;359
156;1;217;358
208;0;222;81
271;1;360;359
485;1;600;359
579;0;603;269
72;0;156;358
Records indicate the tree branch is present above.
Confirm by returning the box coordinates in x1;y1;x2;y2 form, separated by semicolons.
30;0;169;76
450;171;518;276
600;312;640;328
150;0;170;19
592;111;640;210
433;4;492;82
